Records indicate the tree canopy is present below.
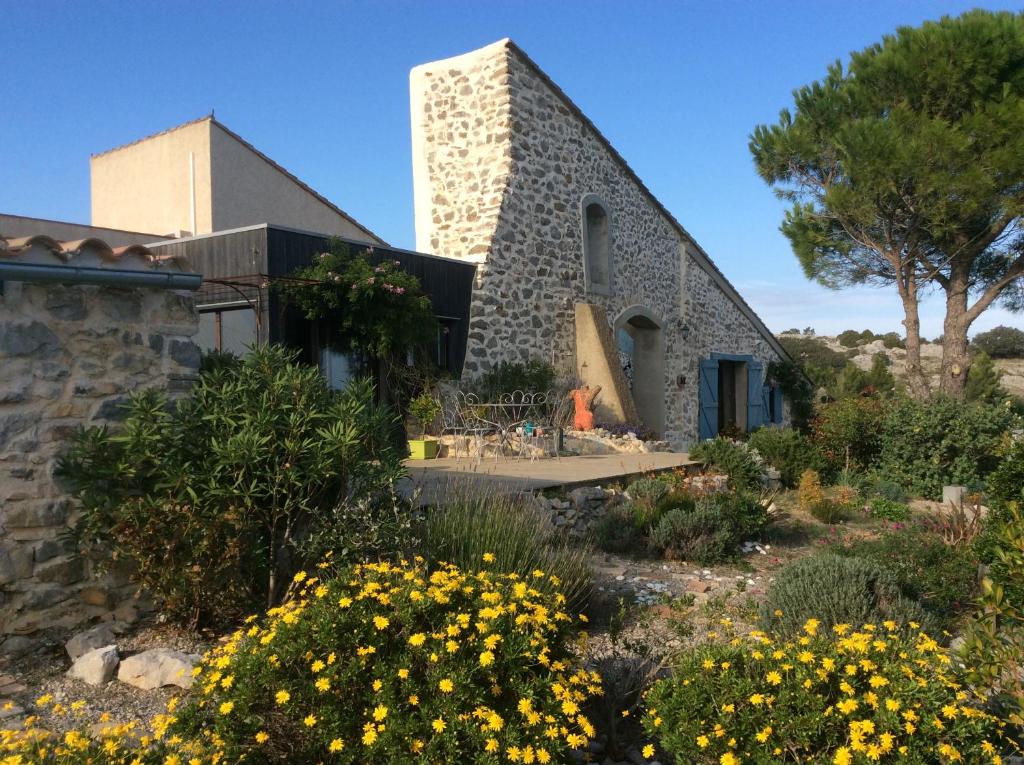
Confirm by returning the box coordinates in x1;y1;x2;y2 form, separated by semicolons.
751;10;1024;397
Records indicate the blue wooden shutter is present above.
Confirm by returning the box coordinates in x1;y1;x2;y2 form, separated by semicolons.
747;360;764;431
698;359;719;441
761;384;772;425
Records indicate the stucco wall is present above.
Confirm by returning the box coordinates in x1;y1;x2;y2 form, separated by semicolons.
411;40;786;446
91;119;214;237
0;274;199;640
207;123;383;242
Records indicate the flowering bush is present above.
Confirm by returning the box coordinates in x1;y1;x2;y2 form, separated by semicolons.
643;621;1017;764
169;558;601;763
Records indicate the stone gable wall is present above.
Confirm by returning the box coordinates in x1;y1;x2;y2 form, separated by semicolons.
0;279;199;642
412;40;787;446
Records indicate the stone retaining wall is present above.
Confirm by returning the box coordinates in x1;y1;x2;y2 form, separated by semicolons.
0;274;199;644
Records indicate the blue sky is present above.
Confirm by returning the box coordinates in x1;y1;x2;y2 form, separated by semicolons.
2;0;1021;338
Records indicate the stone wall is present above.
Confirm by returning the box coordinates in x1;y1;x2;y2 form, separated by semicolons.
411;40;788;447
0;255;199;642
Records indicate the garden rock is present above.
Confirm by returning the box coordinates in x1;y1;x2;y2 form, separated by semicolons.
65;624;118;661
67;644;119;686
117;649;200;690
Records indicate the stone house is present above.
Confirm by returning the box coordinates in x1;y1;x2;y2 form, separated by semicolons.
411;39;790;447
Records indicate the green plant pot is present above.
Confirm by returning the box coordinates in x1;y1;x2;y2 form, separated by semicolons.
408;438;439;460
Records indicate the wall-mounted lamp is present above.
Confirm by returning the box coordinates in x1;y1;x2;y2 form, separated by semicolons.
677;320;692;341
677;374;687;386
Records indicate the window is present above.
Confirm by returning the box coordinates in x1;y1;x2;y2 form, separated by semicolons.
581;194;611;294
197;307;256;356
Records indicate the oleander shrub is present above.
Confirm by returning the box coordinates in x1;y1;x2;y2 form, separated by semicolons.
876;396;1017;500
642;622;1016;765
170;560;602;764
824;528;980;629
651;492;768;564
58;345;406;628
594;506;647;555
747;427;819;487
761;554;932;637
690;437;764;492
424;490;592;613
867;496;911;521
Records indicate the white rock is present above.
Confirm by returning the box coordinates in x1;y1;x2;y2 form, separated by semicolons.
117;649;200;690
66;624;118;661
68;645;119;686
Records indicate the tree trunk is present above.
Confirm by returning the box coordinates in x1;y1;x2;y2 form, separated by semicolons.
898;277;931;399
940;268;972;398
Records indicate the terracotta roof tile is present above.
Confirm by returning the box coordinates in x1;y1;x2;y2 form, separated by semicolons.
0;233;193;273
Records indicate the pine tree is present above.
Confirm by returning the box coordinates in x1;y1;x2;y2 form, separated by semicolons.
965;351;1004;403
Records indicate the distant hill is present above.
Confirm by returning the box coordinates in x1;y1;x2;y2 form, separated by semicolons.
778;333;1024;398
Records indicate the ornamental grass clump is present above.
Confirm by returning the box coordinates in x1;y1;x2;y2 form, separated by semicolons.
171;557;601;764
643;620;1017;764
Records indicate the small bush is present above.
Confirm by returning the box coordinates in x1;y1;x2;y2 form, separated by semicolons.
59;346;406;628
643;623;1014;764
880;331;904;349
761;554;932;636
837;329;863;347
877;396;1018;499
594;506;647;555
473;359;556;399
628;477;670;505
651;493;767;564
810;396;886;477
689;437;764;492
988;438;1024;508
172;559;602;764
867;496;910;521
973;325;1024;359
424;490;592;613
747;427;818;487
797;469;848;523
825;527;979;629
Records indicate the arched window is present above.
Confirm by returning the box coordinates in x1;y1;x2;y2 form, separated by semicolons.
581;194;611;294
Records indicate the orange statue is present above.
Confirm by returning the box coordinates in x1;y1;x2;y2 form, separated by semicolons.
570;384;602;431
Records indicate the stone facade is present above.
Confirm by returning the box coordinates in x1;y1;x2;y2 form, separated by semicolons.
411;40;789;448
0;245;200;640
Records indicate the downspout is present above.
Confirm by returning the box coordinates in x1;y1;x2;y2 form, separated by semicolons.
189;151;197;236
0;261;202;291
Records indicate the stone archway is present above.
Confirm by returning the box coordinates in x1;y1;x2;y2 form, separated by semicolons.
614;305;665;435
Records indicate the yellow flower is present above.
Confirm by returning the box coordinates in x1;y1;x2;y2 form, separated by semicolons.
304;714;317;727
755;726;772;743
749;693;765;706
398;668;410;679
483;552;496;562
642;744;655;758
480;650;495;667
409;633;427;647
329;738;344;752
373;615;390;630
315;677;330;692
720;754;739;765
275;690;290;705
432;717;446;732
804;618;820;636
697;735;710;748
255;731;269;744
766;671;782;685
834;747;852;765
439;678;454;693
218;701;234;715
373;704;389;721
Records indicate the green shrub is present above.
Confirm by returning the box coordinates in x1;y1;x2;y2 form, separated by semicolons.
628;476;670;505
777;335;851;392
747;427;819;487
810;396;886;477
59;346;406;627
408;392;441;437
767;359;815;431
761;554;932;637
643;623;1013;765
825;528;979;629
173;559;602;764
594;505;647;555
880;331;904;349
424;490;592;613
877;396;1018;499
988;438;1024;508
473;359;556;399
837;329;863;347
650;493;767;564
973;325;1024;359
867;496;911;521
861;476;908;503
689;437;764;492
797;469;852;523
962;507;1024;725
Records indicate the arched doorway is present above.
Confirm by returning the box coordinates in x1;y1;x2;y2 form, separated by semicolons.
614;305;665;435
